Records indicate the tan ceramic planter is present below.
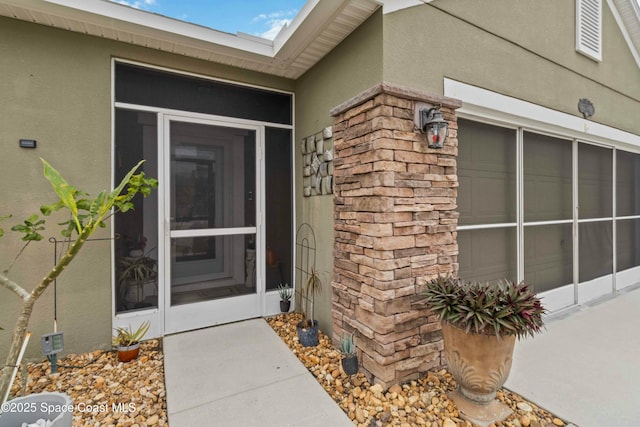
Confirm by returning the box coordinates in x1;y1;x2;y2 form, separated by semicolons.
442;322;515;427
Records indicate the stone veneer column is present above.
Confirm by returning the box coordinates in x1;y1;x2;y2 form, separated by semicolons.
330;83;461;389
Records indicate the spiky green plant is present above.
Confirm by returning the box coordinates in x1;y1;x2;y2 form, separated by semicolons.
118;254;156;287
300;269;322;328
339;331;356;356
112;321;150;348
421;276;545;339
276;283;292;302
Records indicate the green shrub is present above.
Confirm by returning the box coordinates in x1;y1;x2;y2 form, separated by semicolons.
421;276;545;339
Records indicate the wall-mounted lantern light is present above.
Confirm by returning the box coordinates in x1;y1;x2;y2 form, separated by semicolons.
419;104;448;149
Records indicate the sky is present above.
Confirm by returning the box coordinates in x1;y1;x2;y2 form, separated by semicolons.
109;0;308;40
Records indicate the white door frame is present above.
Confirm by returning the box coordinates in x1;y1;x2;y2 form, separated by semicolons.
112;104;294;338
162;113;264;334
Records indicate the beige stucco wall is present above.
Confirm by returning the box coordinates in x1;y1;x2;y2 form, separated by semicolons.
293;11;383;334
1;17;114;361
383;0;640;134
3;0;639;359
0;16;294;359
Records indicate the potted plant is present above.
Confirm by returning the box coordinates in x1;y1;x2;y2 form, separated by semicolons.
117;254;156;309
339;331;358;375
420;276;545;426
296;269;322;347
112;321;150;362
277;283;293;313
125;234;147;257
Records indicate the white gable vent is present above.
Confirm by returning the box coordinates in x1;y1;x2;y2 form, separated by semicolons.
576;0;603;61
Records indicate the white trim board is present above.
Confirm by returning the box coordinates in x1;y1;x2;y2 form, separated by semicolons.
444;79;640;151
380;0;435;14
608;0;640;69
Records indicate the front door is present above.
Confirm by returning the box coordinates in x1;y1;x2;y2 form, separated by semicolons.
164;115;262;333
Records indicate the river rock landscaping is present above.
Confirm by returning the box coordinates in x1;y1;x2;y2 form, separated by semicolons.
5;315;569;427
266;313;568;427
8;340;167;427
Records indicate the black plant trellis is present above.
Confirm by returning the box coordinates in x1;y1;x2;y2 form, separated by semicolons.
48;235;118;329
295;223;316;311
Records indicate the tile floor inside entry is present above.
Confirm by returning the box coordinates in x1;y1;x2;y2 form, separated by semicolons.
171;283;253;305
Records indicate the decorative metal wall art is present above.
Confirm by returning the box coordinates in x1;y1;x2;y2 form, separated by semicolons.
578;98;595;119
301;126;334;196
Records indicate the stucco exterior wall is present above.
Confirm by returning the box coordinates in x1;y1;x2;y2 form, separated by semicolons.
294;11;383;335
383;1;640;134
0;16;294;359
4;0;639;360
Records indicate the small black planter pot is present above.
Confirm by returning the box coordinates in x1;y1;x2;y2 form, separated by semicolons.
280;300;291;313
296;320;319;347
341;354;358;375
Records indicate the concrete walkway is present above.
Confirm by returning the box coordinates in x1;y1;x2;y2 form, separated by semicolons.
163;287;640;427
163;318;352;427
505;285;640;427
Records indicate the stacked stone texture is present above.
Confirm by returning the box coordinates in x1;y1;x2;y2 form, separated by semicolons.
330;83;461;389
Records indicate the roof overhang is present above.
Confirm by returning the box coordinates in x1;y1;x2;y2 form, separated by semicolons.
0;0;381;79
608;0;640;68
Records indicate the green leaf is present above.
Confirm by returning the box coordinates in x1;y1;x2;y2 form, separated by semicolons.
41;158;81;233
98;161;147;219
89;191;107;218
11;215;46;241
77;198;92;212
1;214;13;236
40;200;65;216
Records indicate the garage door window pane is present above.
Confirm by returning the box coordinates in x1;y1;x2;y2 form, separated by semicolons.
524;224;573;293
579;144;612;219
579;221;613;282
458;228;517;282
616;219;640;272
523;132;572;222
458;119;516;226
616;151;640;217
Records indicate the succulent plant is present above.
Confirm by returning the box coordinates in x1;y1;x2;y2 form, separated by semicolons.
277;283;293;302
339;331;356;356
113;321;150;348
118;255;156;285
421;276;545;339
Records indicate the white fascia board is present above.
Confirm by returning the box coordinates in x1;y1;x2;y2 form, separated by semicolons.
43;0;275;56
379;0;433;14
272;0;320;53
607;0;640;69
444;78;640;150
273;0;369;64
